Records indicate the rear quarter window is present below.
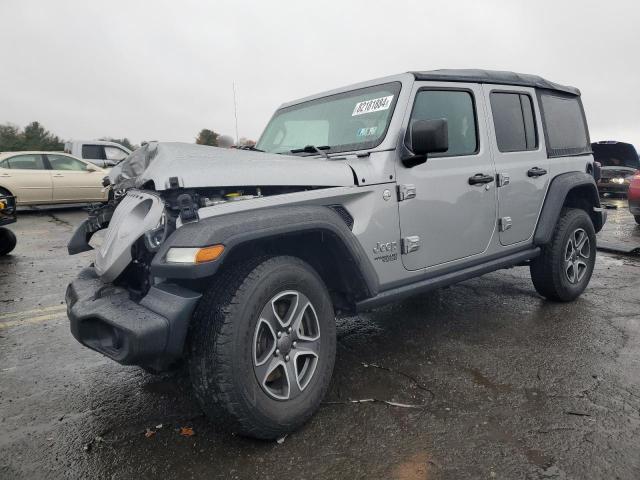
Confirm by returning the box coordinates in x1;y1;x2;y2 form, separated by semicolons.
82;144;105;160
539;92;590;157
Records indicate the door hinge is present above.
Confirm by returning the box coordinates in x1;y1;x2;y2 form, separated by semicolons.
499;216;512;232
497;173;510;187
401;235;420;254
397;184;416;202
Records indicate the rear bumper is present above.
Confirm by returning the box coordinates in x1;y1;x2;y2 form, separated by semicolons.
66;267;201;368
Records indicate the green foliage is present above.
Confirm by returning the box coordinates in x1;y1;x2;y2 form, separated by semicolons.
0;124;22;151
100;137;137;151
195;129;219;146
0;121;64;151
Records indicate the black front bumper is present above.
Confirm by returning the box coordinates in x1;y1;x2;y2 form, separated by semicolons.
597;181;629;195
66;267;201;368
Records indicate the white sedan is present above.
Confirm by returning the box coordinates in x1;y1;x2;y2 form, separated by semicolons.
0;151;108;205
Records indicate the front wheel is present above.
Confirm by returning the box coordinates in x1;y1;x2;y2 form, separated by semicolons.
0;227;17;256
530;208;596;302
188;256;336;439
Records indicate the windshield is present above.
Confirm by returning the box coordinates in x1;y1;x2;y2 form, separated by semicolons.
257;82;401;155
592;142;640;169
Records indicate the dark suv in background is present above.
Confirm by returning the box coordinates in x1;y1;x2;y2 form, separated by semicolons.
592;141;640;196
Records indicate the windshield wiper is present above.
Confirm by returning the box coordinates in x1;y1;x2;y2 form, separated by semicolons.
239;145;264;152
290;145;331;160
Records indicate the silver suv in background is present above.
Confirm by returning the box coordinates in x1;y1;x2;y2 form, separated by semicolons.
64;140;131;168
66;69;606;440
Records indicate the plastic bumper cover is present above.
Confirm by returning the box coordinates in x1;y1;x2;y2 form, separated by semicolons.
66;267;201;367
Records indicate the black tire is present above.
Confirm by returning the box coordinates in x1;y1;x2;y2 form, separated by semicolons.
0;227;17;256
188;255;336;439
530;208;596;302
635;215;640;225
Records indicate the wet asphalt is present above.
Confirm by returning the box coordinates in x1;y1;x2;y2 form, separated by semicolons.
1;200;639;480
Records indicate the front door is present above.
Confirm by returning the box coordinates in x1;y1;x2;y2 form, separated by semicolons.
396;84;497;270
482;85;550;245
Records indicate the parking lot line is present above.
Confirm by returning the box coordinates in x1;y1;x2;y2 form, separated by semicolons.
0;311;67;329
0;304;67;320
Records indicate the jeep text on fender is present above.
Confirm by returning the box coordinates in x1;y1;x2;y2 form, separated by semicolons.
66;70;606;439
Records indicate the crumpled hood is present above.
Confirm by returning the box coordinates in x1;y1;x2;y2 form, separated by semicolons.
109;142;355;190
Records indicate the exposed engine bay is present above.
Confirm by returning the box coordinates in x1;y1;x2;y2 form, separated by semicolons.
68;182;325;298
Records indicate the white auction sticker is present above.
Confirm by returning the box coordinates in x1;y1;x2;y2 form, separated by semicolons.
352;95;394;116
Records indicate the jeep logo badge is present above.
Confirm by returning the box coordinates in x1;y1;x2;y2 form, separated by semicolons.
373;241;397;254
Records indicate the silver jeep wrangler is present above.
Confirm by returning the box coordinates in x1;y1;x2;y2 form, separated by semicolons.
66;69;606;439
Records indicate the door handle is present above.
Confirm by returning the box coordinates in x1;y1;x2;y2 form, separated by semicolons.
52;174;64;177
527;167;547;177
0;173;10;177
468;173;495;185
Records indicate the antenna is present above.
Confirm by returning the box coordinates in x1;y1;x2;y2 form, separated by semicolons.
232;82;240;146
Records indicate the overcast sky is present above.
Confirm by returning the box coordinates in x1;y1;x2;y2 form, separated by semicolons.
1;0;639;147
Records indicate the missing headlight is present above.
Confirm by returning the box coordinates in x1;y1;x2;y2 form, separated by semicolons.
143;211;168;251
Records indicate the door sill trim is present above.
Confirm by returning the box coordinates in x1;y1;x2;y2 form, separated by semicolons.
355;247;540;312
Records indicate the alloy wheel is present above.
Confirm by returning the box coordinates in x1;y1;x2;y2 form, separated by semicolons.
564;228;590;284
252;291;321;400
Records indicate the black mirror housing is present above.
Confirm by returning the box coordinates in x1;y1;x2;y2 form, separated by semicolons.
411;119;448;156
402;119;449;167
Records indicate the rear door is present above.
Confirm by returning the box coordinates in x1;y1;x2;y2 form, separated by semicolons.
47;154;106;202
0;154;52;204
396;84;497;270
483;86;549;245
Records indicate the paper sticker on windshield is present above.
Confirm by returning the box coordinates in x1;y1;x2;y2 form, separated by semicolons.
357;126;378;137
352;95;394;116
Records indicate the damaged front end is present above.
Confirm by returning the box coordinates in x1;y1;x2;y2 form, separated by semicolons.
65;141;356;369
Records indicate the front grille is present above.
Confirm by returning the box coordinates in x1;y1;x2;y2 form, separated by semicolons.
328;205;354;230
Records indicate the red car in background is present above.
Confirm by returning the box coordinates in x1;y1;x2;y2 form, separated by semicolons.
629;171;640;224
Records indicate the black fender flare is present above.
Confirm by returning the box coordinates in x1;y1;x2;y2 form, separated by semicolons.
150;205;379;298
534;171;605;245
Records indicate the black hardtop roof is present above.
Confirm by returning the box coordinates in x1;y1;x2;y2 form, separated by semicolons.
410;69;580;96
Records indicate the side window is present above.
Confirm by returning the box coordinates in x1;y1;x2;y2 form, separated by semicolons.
490;92;537;152
3;154;46;170
82;144;105;160
104;146;129;162
48;155;88;171
409;90;477;157
539;93;590;157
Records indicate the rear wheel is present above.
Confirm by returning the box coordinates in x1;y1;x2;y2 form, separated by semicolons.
188;256;336;439
0;227;16;256
530;208;596;302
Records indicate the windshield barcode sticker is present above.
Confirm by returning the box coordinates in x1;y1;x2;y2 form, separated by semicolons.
352;95;394;116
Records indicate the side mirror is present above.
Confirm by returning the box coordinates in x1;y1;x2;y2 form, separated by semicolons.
85;164;98;172
403;118;449;167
